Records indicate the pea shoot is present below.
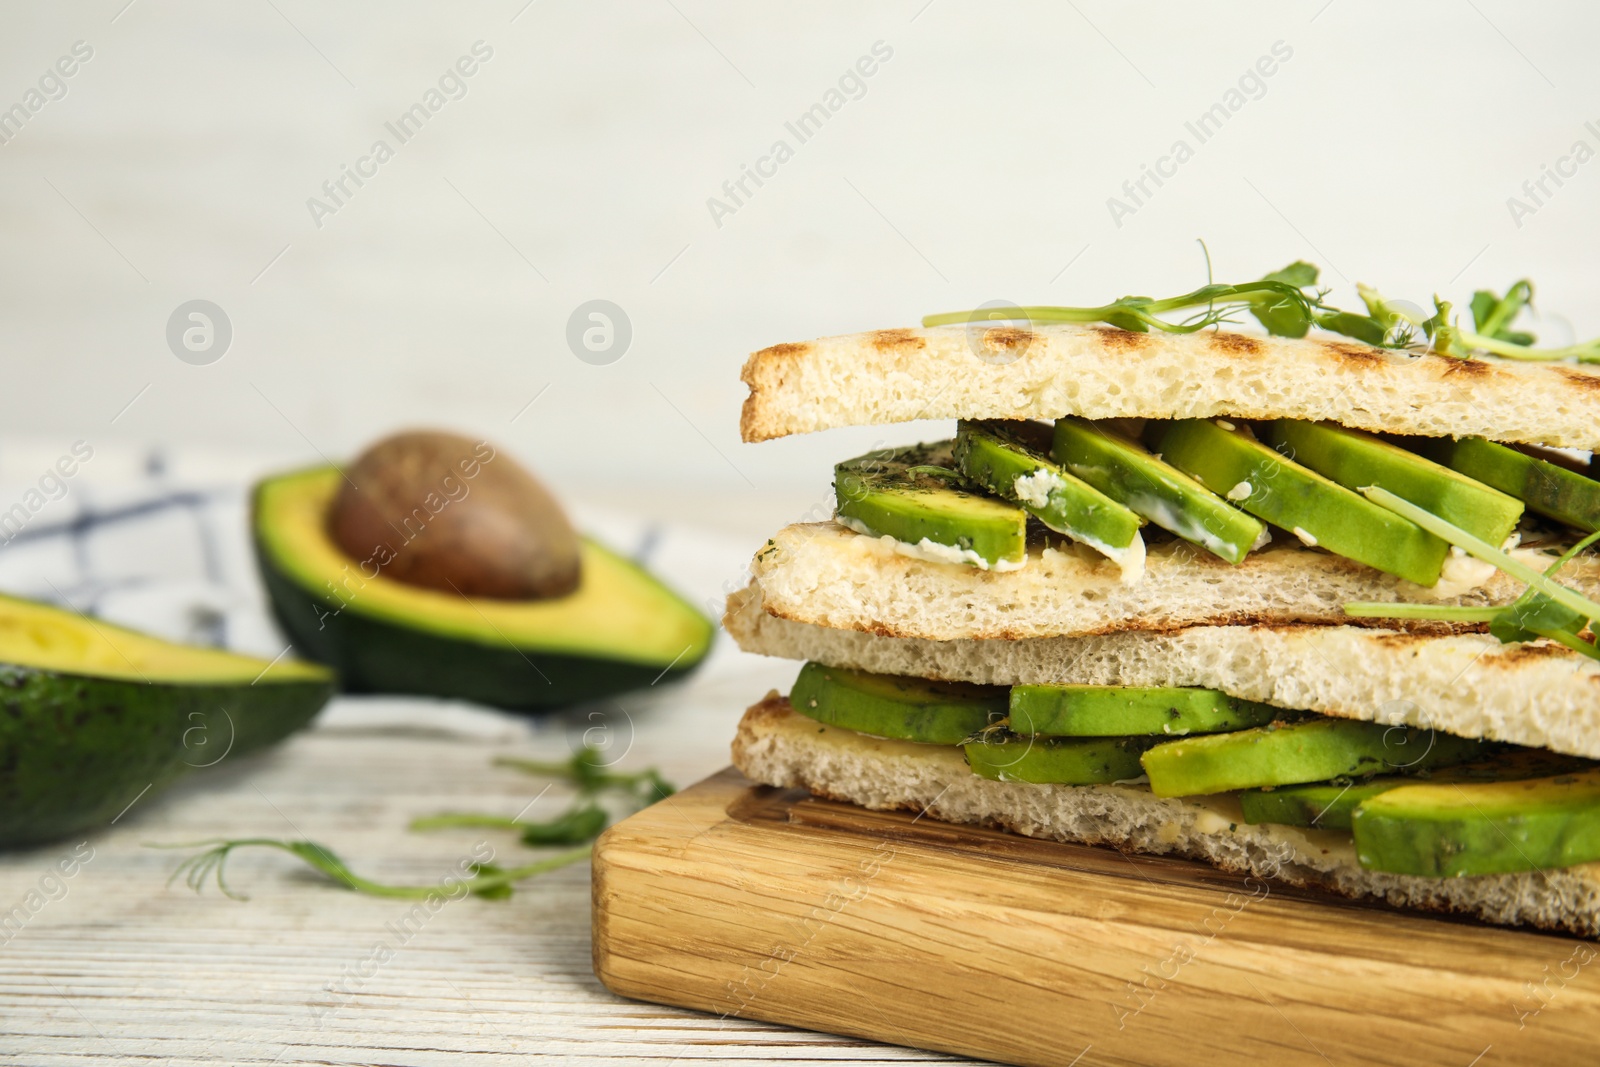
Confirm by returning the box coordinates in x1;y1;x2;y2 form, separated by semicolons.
156;745;675;900
925;261;1600;364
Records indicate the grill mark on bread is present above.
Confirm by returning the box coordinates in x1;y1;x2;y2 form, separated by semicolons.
1092;326;1151;350
753;341;811;361
1437;354;1494;378
870;328;926;352
1209;331;1263;356
1320;339;1388;367
1483;642;1571;666
1556;366;1600;394
979;326;1035;352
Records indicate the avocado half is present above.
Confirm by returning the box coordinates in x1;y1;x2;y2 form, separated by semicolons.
0;594;333;847
252;466;715;711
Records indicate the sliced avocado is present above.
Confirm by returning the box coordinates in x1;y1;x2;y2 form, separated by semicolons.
0;593;332;847
1238;779;1399;832
834;441;1026;570
1051;416;1267;565
1010;684;1284;738
963;732;1154;785
1238;749;1589;831
954;420;1145;576
1141;717;1484;797
253;467;713;711
1266;420;1524;548
1156;419;1449;586
788;661;1006;745
1433;436;1600;533
1353;767;1600;877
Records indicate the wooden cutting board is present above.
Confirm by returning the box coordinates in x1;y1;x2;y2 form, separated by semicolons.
593;767;1600;1067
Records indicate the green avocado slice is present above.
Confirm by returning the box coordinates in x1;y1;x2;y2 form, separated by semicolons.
1051;416;1267;564
963;733;1155;785
954;420;1144;575
0;593;333;847
1353;767;1600;877
1237;779;1399;832
1141;717;1485;797
252;466;713;710
788;661;1006;745
1156;419;1449;586
834;441;1027;570
1433;436;1600;533
1238;749;1590;831
1266;420;1524;548
1009;684;1282;737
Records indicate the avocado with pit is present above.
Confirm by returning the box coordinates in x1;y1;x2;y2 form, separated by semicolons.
1432;436;1600;533
1266;420;1524;548
1141;716;1484;797
253;464;712;711
964;732;1155;784
1156;419;1449;586
954;420;1144;575
0;593;332;847
1238;748;1589;831
1051;416;1267;564
835;441;1027;569
789;661;1007;745
1353;766;1600;877
1010;684;1284;738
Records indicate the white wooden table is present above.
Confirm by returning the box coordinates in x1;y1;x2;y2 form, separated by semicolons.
0;644;966;1065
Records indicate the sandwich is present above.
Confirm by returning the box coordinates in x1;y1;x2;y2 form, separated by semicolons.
723;268;1600;936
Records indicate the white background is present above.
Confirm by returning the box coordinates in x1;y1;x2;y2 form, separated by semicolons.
1;0;1597;534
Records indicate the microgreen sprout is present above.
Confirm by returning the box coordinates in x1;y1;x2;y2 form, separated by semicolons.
156;745;676;900
925;263;1600;364
156;837;589;902
491;746;677;805
1345;506;1600;661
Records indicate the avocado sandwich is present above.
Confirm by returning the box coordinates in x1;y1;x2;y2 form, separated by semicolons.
724;271;1600;936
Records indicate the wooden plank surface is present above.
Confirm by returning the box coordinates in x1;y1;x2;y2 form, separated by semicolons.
596;768;1600;1067
0;656;964;1065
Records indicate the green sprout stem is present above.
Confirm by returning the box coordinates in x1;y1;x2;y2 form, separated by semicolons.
1345;529;1600;659
1341;603;1501;622
493;754;674;801
154;837;591;901
924;264;1600;363
1361;487;1600;624
1540;627;1600;659
923;281;1313;335
1449;329;1600;363
157;746;675;901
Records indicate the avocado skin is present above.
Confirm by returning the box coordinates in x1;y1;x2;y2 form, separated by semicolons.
256;546;695;711
0;665;331;848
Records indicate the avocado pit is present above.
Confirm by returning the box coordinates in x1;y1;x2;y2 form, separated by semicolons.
329;430;581;600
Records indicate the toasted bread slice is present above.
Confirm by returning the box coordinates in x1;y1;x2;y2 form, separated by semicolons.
740;323;1600;447
725;584;1600;760
748;522;1600;641
732;695;1600;936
